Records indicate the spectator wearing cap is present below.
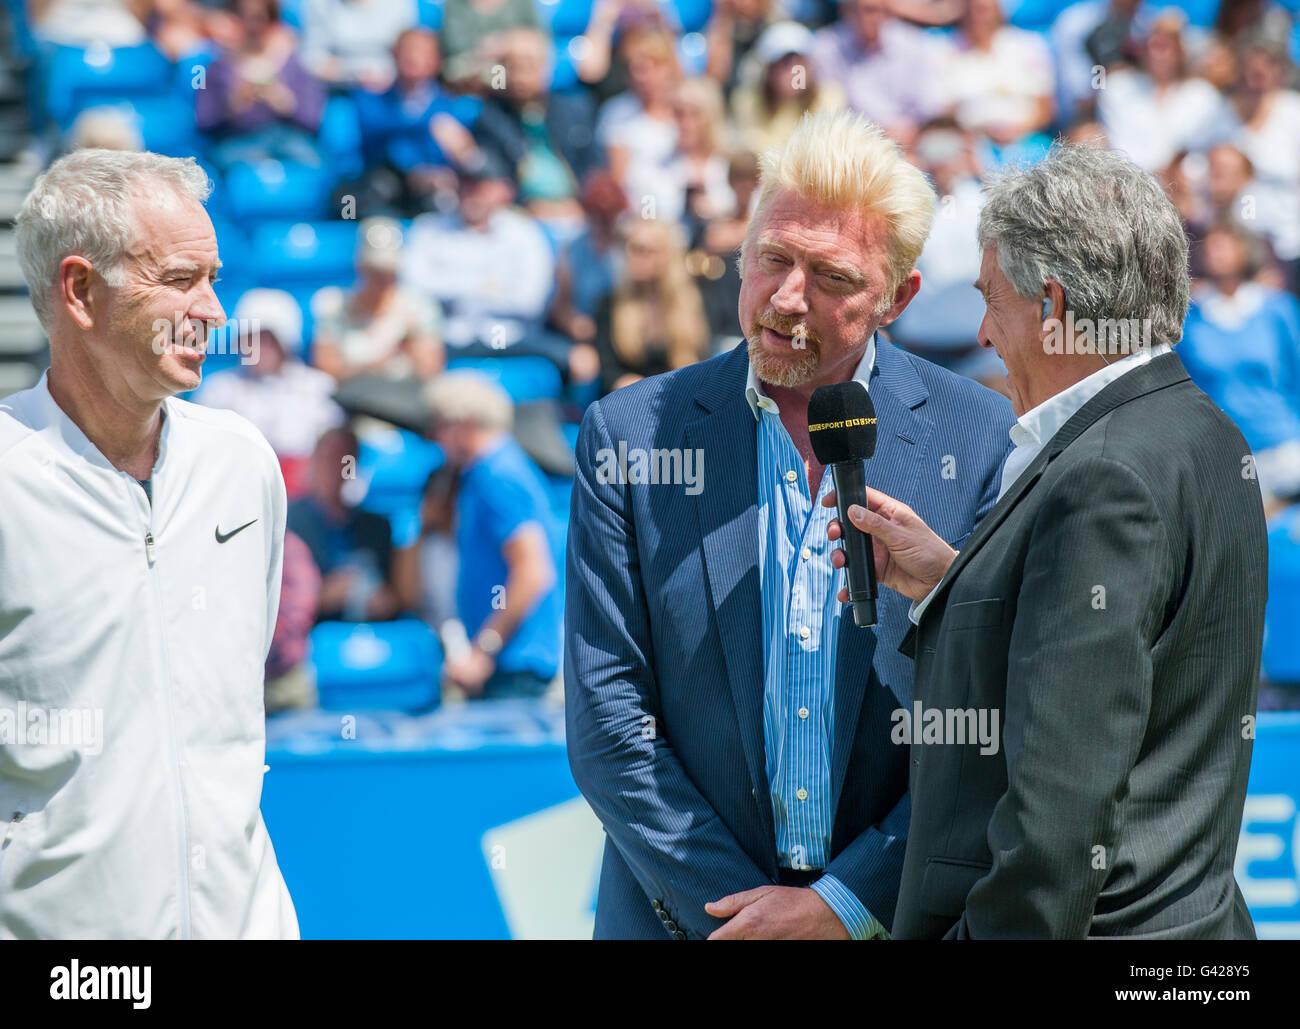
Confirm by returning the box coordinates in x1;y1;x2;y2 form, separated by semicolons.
288;426;405;622
1097;13;1231;173
195;0;327;171
938;0;1055;156
351;27;481;218
732;21;844;155
193;287;344;498
810;1;942;146
298;0;419;91
425;371;563;700
311;217;444;383
1179;221;1300;508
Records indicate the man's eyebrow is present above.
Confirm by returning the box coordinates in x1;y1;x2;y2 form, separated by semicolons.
815;258;864;282
972;279;985;294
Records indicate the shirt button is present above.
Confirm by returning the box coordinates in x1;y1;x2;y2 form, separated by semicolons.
799;626;810;639
785;470;798;483
796;788;809;801
798;707;809;720
800;547;811;561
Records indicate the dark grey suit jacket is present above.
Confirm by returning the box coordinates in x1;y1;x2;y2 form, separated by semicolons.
893;352;1266;939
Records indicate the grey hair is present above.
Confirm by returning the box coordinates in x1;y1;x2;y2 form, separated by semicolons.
15;149;212;330
423;370;513;432
977;145;1190;349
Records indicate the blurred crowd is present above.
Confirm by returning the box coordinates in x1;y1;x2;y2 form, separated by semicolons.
17;0;1300;708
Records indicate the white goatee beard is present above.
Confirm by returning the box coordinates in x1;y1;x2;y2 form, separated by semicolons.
746;334;822;388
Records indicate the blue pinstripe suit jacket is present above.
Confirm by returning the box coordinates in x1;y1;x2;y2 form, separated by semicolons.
565;339;1016;938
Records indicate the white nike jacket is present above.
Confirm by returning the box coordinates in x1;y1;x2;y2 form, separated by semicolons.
0;373;298;939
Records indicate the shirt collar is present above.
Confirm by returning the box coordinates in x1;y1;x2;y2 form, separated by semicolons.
1010;342;1172;449
31;369;173;474
745;332;877;421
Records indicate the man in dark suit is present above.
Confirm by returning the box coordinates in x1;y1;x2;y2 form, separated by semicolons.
829;145;1266;938
564;111;1015;939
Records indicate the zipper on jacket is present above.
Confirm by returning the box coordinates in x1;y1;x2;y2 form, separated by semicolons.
138;485;193;938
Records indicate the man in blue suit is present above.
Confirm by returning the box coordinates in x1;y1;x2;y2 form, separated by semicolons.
565;111;1016;939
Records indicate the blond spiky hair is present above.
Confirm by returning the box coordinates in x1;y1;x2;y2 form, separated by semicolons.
741;110;937;293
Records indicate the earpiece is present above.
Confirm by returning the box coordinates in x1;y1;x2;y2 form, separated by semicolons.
1041;297;1052;320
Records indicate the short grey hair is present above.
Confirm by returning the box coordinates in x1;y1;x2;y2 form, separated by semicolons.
15;149;212;330
423;370;513;433
977;145;1189;348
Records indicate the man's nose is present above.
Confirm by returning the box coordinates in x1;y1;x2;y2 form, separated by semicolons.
770;266;808;315
189;280;226;330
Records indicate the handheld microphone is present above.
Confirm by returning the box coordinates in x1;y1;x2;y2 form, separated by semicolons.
808;381;878;628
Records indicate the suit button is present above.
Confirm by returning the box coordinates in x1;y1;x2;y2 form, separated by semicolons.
658;909;670;922
673;930;687;940
651;900;662;911
665;920;678;931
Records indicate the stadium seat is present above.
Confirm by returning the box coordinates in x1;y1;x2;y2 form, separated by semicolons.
668;0;711;34
418;0;445;30
445;354;563;404
71;95;201;159
358;428;444;515
250;220;360;287
550;37;581;93
309;619;443;713
45;42;172;128
224;159;334;223
542;0;593;38
320;94;363;182
1265;506;1300;684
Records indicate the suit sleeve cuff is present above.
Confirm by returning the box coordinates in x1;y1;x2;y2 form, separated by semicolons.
811;874;890;940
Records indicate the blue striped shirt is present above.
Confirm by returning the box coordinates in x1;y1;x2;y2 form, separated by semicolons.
747;335;887;940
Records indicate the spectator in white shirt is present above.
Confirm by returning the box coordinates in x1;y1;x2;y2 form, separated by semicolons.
939;0;1054;151
312;217;444;382
1097;14;1231;173
193;287;344;499
299;0;419;91
595;26;682;219
399;156;558;356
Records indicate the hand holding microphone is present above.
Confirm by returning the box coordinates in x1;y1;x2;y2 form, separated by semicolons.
808;381;956;609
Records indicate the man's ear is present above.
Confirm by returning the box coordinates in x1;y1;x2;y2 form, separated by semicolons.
877;268;923;327
57;255;98;331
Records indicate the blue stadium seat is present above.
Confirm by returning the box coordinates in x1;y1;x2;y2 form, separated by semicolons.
543;0;593;37
250;220;360;287
224;159;334;223
320;94;364;182
46;42;172;128
72;95;201;159
418;0;445;30
359;428;445;517
446;355;563;404
309;619;443;713
550;37;581;92
1265;506;1300;683
668;0;711;34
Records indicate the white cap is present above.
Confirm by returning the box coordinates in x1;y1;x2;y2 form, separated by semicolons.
233;287;303;355
754;21;816;65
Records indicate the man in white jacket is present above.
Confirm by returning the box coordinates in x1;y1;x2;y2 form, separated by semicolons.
0;149;298;938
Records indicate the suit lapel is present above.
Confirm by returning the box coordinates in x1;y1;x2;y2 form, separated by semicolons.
920;351;1192;618
686;348;773;847
831;340;931;808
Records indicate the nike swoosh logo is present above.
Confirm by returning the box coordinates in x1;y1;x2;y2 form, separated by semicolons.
215;519;258;544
